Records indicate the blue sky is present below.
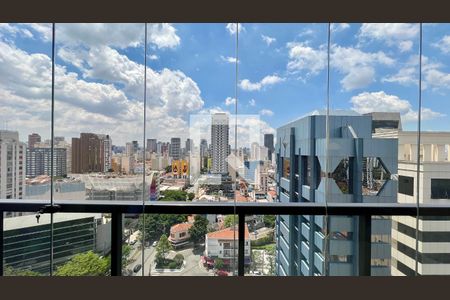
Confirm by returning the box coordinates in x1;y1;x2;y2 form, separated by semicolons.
0;23;449;146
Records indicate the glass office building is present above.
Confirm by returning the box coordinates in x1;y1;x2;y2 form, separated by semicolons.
275;112;398;276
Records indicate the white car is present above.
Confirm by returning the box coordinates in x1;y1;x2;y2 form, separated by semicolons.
152;241;158;247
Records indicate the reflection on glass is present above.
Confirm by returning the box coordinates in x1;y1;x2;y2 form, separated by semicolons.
332;158;352;194
282;158;290;178
361;157;391;196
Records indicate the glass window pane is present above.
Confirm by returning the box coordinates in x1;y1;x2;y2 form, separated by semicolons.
1;22;52;275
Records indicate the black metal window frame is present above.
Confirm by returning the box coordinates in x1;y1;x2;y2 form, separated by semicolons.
1;200;450;276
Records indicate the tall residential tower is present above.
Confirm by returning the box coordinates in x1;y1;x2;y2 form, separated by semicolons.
211;113;229;174
0;130;26;200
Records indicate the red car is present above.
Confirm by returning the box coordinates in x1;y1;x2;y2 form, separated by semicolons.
215;270;229;276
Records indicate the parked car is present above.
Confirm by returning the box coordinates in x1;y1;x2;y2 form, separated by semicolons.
152;241;158;247
215;270;228;276
133;264;142;273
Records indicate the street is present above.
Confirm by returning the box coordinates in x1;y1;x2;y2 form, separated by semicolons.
151;246;213;276
125;243;213;276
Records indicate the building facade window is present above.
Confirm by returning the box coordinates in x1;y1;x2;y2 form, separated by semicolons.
332;158;352;194
399;175;414;196
431;178;450;199
282;158;290;178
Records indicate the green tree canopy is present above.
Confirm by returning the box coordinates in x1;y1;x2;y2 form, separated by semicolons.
214;258;224;270
55;251;109;276
188;215;208;243
155;234;173;266
223;215;238;228
138;214;187;242
160;190;188;201
263;215;276;228
122;244;132;268
4;266;41;276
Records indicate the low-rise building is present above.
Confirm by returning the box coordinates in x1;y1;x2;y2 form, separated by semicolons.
169;222;193;248
25;175;86;200
3;213;110;274
205;224;251;268
74;172;159;201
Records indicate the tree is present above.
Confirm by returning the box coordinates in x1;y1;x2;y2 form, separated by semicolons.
164;165;172;173
55;251;109;276
138;214;187;243
188;215;208;243
4;266;41;276
263;215;276;228
214;258;224;270
122;244;132;268
160;190;187;201
223;215;238;228
173;254;184;268
155;234;173;266
187;192;195;201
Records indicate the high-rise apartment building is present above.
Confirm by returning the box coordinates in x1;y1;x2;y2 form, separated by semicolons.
125;142;134;157
275;113;398;276
26;147;67;178
156;141;162;155
147;139;157;153
72;133;105;174
55;140;72;174
372;129;450;275
185;138;192;153
211;113;229;174
98;134;112;172
0;130;25;200
264;133;275;161
200;139;208;170
28;133;41;149
54;136;65;144
200;139;208;157
170;137;181;160
250;142;268;161
132;141;139;153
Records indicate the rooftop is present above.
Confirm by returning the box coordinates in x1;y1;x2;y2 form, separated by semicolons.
207;224;250;240
170;222;193;233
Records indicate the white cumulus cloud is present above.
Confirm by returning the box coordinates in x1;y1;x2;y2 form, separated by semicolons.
225;97;236;106
220;55;239;64
226;23;244;35
239;75;284;91
433;35;450;54
261;34;276;46
358;23;419;52
259;109;274;116
350;91;444;122
287;42;394;91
